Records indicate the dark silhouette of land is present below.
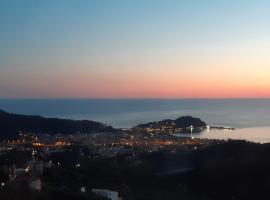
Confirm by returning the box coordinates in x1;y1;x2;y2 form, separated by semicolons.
136;116;207;132
0;109;114;138
0;109;207;138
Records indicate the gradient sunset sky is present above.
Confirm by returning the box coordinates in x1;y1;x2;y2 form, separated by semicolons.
1;0;270;98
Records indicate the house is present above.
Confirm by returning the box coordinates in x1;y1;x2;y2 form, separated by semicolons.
80;187;86;193
29;179;42;191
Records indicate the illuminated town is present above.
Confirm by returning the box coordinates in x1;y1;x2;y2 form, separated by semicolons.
0;125;223;195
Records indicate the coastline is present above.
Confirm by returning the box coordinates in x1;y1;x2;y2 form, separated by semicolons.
175;126;270;144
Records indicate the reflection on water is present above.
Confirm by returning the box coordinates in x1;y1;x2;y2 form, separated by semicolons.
177;127;270;143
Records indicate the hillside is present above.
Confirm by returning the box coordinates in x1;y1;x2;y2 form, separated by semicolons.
136;116;207;129
0;109;114;138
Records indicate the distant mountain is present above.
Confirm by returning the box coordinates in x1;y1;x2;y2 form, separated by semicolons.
136;116;207;129
0;109;114;138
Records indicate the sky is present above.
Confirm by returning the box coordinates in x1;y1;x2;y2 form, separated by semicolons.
0;0;270;98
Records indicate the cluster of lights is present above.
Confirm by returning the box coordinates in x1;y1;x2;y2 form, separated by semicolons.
33;142;44;147
32;141;72;147
32;150;37;157
55;141;71;146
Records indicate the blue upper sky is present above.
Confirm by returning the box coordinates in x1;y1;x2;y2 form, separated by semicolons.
1;0;270;98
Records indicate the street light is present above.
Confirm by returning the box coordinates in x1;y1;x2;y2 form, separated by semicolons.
190;125;194;139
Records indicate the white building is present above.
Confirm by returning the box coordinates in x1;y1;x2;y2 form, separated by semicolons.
80;187;86;193
92;189;118;200
29;179;42;191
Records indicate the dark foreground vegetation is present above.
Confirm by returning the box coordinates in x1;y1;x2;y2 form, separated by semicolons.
1;140;270;200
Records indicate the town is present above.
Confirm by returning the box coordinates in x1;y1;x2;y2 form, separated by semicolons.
0;127;223;200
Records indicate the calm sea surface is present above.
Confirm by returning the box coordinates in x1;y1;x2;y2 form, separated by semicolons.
1;99;270;143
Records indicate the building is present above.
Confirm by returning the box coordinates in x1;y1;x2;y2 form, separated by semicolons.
29;179;42;191
92;189;118;200
80;187;86;193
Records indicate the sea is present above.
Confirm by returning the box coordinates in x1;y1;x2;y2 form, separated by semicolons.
1;99;270;143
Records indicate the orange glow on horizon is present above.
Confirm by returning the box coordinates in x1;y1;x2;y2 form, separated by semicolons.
2;58;270;99
20;65;269;99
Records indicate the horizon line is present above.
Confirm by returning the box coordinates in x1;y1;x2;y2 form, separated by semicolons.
1;97;270;100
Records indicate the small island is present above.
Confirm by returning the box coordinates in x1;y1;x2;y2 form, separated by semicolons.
134;116;207;134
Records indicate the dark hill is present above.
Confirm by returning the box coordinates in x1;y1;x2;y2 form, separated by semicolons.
0;109;114;138
174;116;207;128
136;116;207;129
